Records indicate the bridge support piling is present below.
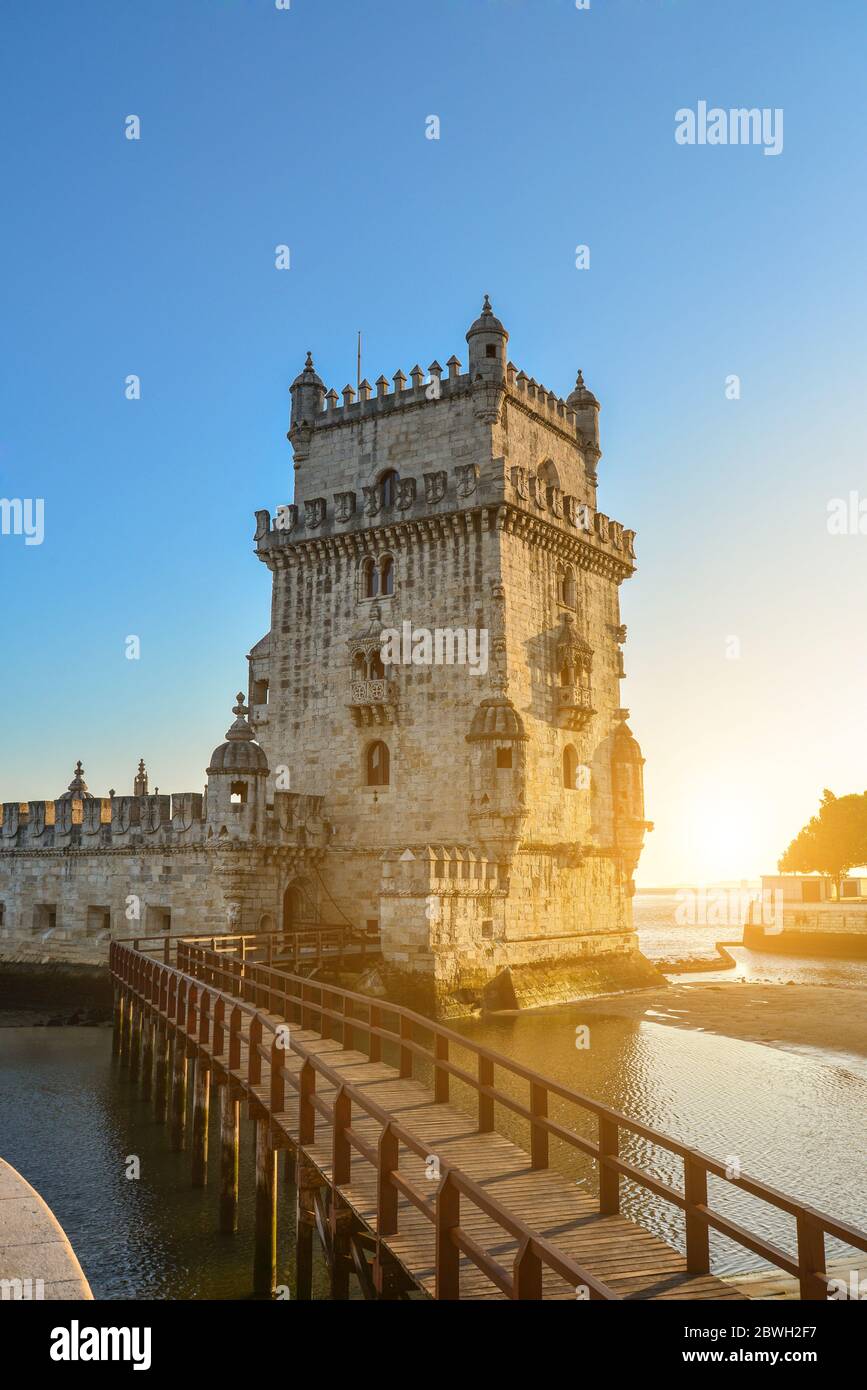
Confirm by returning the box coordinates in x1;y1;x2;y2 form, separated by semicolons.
294;1156;320;1301
129;1000;141;1084
112;987;124;1058
329;1196;355;1300
219;1086;240;1234
170;1039;188;1152
192;1060;211;1187
253;1118;277;1296
141;1016;154;1101
154;1023;169;1123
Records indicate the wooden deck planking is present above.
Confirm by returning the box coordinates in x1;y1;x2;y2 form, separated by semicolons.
215;1002;743;1301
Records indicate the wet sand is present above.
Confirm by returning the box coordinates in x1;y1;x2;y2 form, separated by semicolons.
574;981;867;1064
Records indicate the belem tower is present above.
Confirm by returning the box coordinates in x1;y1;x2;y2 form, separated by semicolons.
0;299;657;1015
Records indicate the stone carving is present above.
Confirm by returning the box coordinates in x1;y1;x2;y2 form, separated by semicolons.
362;484;382;517
333;491;356;523
510;465;528;499
304;497;327;528
424;470;448;504
455;463;479;497
396;477;417;510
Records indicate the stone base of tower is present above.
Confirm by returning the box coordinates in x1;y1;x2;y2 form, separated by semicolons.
358;935;664;1020
366;848;665;1019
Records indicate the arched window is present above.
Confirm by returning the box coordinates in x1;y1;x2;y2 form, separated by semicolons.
369;651;385;681
560;663;574;688
366;740;390;787
380;470;399;508
380;554;394;595
563;745;579;790
361;556;379;599
557;564;576;608
539;459;560;490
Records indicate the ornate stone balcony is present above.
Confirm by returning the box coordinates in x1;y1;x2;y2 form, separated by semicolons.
558;684;595;732
349;678;395;727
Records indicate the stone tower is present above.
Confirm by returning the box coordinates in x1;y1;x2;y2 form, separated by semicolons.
251;299;655;1014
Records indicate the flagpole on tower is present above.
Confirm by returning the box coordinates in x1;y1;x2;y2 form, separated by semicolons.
357;330;362;391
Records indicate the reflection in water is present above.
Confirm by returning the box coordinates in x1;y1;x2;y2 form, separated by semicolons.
1;1005;864;1297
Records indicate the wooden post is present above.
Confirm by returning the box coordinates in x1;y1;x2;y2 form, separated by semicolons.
332;1087;351;1187
399;1014;412;1078
368;1004;381;1063
434;1034;449;1103
377;1124;399;1237
530;1082;548;1169
153;1022;169;1124
253;1118;277;1296
129;999;141;1083
294;1156;318;1301
796;1213;826;1300
298;1060;315;1145
598;1115;619;1215
141;1015;154;1100
170;1038;188;1152
192;1060;211;1187
112;987;124;1057
513;1238;543;1299
435;1174;460;1300
478;1055;494;1132
684;1156;710;1274
219;1085;240;1233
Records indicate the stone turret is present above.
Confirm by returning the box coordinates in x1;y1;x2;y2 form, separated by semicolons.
466;294;508;384
288;351;326;462
466;696;529;862
611;709;652;895
206;693;269;841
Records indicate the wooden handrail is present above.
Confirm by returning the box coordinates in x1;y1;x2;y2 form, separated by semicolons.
111;937;867;1300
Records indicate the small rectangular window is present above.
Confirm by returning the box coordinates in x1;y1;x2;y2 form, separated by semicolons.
496;747;513;769
481;919;494;939
485;344;497;358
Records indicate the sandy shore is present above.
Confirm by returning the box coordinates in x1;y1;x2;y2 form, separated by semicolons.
575;980;867;1065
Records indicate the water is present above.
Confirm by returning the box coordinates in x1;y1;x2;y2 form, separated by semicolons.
634;892;867;989
0;1028;332;1300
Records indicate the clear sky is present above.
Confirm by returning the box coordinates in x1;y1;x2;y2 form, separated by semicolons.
2;0;865;885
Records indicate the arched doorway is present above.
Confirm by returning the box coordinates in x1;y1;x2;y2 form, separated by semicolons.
282;878;317;933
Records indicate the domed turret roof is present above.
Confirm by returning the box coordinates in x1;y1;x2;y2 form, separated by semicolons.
290;350;325;391
467;696;527;742
566;369;599;410
466;294;508;341
207;694;269;776
58;759;93;800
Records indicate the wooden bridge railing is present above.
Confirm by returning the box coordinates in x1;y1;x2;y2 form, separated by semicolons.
126;925;378;970
112;937;867;1301
112;938;615;1299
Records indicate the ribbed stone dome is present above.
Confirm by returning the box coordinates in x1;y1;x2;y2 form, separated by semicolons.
466;697;527;743
207;694;269;776
466;294;507;341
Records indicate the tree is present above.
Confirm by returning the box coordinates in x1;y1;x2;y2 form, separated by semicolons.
778;790;867;897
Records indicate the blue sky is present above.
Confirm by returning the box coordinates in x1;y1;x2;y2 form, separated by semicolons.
2;0;866;881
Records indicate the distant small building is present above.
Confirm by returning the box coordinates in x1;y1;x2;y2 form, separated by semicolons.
761;874;867;904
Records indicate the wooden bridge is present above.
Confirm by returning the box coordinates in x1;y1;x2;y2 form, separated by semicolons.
110;932;867;1301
